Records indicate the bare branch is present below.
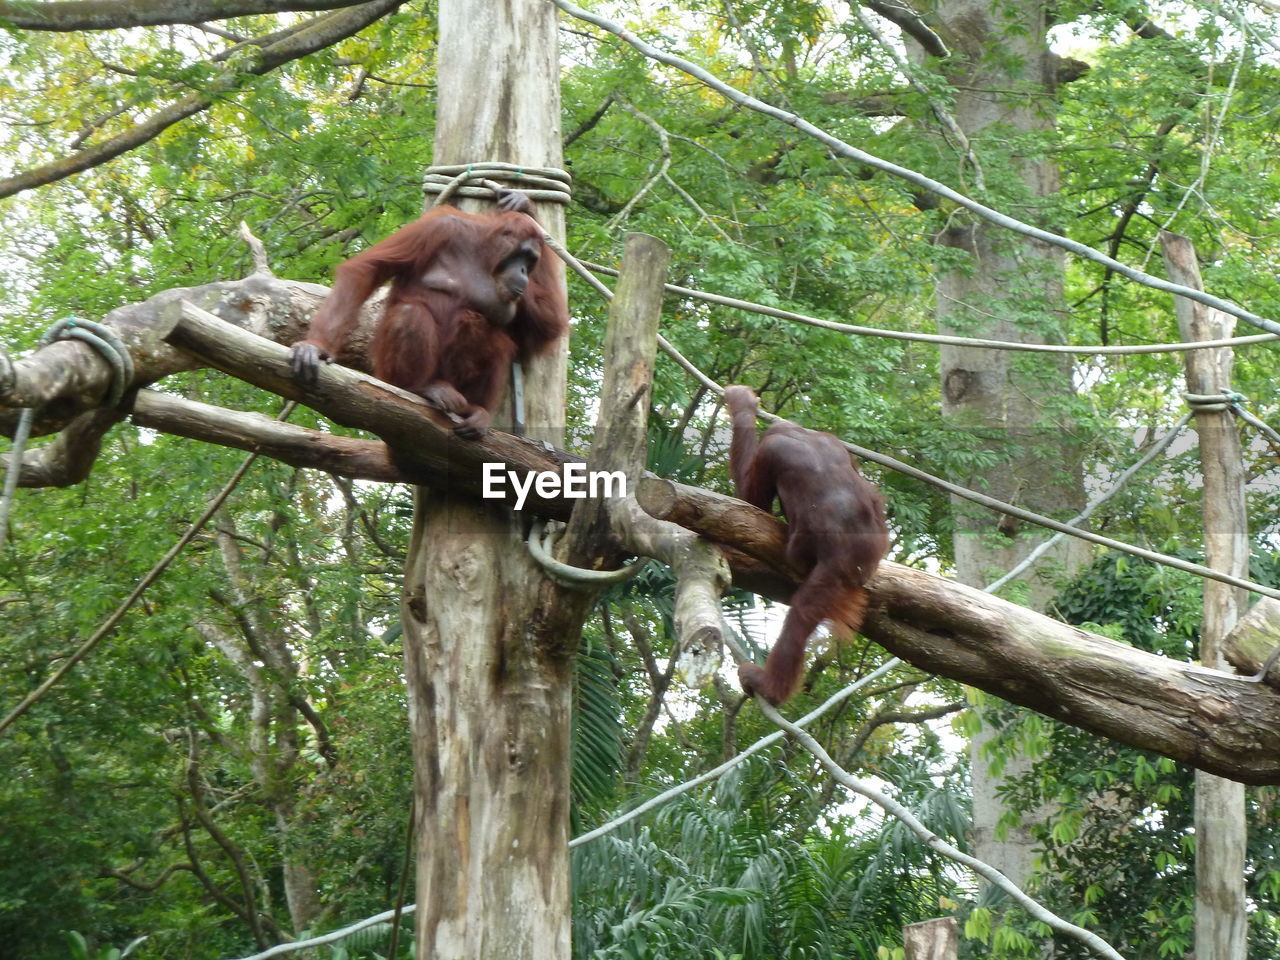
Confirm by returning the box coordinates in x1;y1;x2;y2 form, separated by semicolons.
563;91;617;148
239;222;274;276
861;0;950;59
131;390;408;484
99;861;197;892
0;0;404;199
10;408;128;487
0;0;373;31
843;699;966;760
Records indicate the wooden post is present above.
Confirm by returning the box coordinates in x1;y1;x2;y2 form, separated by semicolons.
568;232;670;559
1162;231;1248;960
403;0;574;957
903;917;957;960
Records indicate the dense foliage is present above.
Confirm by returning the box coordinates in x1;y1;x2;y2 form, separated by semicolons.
2;1;1280;958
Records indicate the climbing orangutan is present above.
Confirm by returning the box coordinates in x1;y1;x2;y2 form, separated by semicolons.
725;385;889;705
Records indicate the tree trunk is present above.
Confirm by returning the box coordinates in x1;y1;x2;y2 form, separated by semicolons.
1164;232;1248;960
405;0;574;956
930;0;1085;890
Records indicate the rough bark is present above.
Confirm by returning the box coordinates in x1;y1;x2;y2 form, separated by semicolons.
903;917;958;960
159;302;585;512
404;0;575;956
636;476;1280;785
1165;231;1248;960
564;232;670;567
925;0;1086;890
0;274;328;436
1223;598;1280;686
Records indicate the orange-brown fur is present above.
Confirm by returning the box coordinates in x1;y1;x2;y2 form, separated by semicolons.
291;191;567;438
725;385;889;705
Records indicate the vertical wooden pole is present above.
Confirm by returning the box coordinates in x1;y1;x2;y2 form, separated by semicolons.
569;232;670;558
1162;230;1248;960
402;1;572;958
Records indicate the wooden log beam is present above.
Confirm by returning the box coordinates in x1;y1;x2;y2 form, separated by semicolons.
637;475;1280;785
131;390;411;485
160;300;580;519
158;300;1280;785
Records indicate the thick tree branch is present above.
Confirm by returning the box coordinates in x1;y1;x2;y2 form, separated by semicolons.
10;408;129;487
8;293;1280;783
130;390;409;485
860;0;951;59
0;0;370;30
843;699;966;762
0;0;403;198
0;274;335;436
160;301;585;514
636;476;1280;786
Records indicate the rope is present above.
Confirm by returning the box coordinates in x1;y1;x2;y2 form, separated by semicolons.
1235;404;1280;453
536;223;1280;599
569;657;903;848
527;519;648;587
719;627;1123;956
421;162;572;206
580;261;1280;356
0;400;298;738
0;318;137;553
0;404;36;556
553;0;1280;339
983;412;1194;593
754;696;1126;960
1185;390;1280;458
1184;390;1243;413
224;903;418;960
43;317;136;407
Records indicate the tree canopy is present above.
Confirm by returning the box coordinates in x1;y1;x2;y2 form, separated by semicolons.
3;1;1280;958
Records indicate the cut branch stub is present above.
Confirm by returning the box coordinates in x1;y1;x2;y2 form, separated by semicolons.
636;475;797;579
1224;597;1280;687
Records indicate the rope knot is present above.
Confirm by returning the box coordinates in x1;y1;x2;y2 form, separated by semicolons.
422;162;572;207
1183;391;1238;412
41;316;135;409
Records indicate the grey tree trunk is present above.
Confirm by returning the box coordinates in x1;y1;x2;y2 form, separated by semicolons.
931;0;1086;890
405;0;574;956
